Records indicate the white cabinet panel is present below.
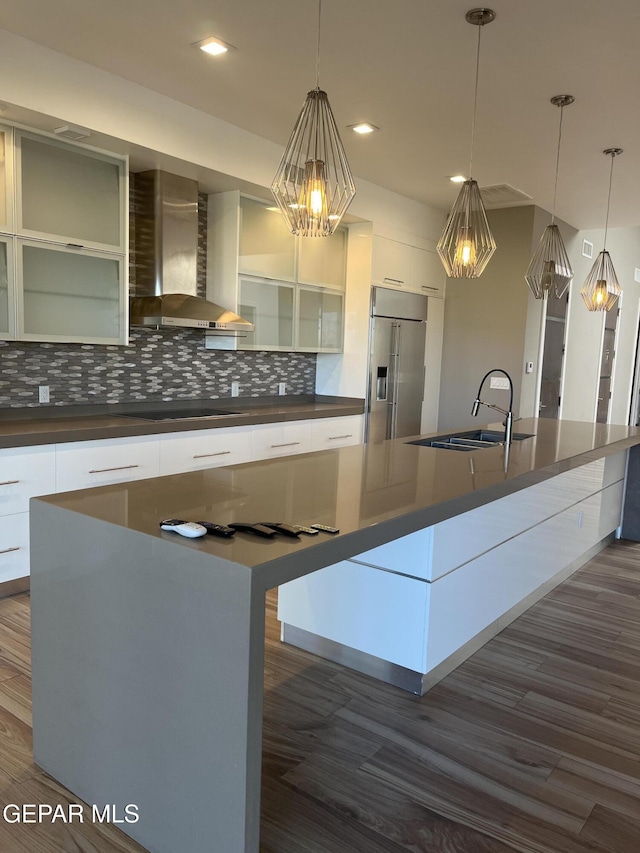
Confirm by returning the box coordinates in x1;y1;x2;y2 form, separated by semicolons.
0;512;30;583
55;436;160;493
354;458;607;580
296;286;344;352
410;247;445;298
251;421;312;460
278;560;429;672
238;196;296;281
0;444;56;516
311;416;363;451
297;228;347;290
371;236;412;288
0;236;15;340
159;427;252;476
238;277;295;351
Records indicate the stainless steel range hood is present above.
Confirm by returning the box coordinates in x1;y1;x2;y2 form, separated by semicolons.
129;170;253;334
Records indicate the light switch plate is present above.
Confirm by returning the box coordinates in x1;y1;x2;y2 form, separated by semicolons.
38;385;50;403
278;382;286;396
231;381;240;397
490;376;510;390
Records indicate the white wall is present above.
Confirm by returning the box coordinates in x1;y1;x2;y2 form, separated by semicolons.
563;226;640;425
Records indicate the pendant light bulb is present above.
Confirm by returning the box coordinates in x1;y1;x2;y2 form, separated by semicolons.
580;149;623;312
271;1;356;236
437;9;497;278
525;95;575;300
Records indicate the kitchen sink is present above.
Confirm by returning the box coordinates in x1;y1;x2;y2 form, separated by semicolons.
407;429;534;451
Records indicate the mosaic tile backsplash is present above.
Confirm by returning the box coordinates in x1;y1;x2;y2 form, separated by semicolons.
0;329;316;408
0;175;317;409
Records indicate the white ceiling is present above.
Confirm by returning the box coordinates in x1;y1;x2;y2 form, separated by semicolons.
2;0;640;230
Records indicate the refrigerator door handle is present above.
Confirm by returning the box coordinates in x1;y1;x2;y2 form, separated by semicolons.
388;322;401;439
422;364;426;402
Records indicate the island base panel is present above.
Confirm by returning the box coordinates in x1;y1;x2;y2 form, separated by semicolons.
30;500;265;853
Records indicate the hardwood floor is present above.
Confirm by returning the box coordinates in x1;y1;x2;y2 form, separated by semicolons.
2;540;640;851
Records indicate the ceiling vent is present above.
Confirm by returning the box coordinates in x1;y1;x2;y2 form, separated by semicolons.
479;183;533;208
53;124;91;141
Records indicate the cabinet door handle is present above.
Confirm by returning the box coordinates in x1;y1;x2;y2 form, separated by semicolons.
328;434;353;440
383;277;404;285
0;480;19;486
88;464;140;474
422;286;439;291
193;451;231;459
271;442;301;448
66;243;84;249
0;547;19;555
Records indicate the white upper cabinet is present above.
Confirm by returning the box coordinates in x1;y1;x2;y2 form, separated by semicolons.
296;286;344;352
238;276;295;351
0;126;14;234
297;228;347;290
372;236;412;289
410;246;445;298
372;236;445;298
17;240;125;344
16;132;125;253
238;196;296;280
0;237;15;339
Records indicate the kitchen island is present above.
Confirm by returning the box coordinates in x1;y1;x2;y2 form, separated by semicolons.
30;417;640;853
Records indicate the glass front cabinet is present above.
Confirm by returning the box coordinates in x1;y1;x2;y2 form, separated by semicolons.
0;127;127;344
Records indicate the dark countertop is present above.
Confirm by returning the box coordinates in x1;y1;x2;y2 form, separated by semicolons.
34;417;640;591
0;395;364;449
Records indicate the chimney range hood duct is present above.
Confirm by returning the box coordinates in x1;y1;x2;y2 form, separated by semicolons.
129;170;253;335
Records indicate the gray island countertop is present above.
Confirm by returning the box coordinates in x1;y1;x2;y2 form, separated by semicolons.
33;416;640;588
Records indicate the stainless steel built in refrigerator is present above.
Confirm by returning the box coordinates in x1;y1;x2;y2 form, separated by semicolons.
367;287;427;442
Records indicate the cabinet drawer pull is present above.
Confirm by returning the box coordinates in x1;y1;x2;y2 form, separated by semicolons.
88;464;139;474
66;243;84;249
193;451;231;459
271;442;301;448
0;480;19;486
422;286;439;291
328;434;353;440
0;547;19;555
383;277;404;285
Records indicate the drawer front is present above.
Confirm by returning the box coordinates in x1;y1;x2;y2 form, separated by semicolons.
278;560;429;672
0;445;56;516
159;427;253;476
251;421;312;460
311;416;363;451
55;436;160;492
426;491;604;671
0;512;29;582
354;459;607;581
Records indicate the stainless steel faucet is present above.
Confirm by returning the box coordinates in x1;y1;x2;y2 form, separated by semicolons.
471;369;514;445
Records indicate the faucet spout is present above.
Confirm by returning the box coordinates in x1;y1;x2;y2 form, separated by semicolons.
471;369;515;444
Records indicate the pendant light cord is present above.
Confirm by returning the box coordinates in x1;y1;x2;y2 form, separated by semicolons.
602;152;615;252
315;0;322;89
550;105;565;226
468;22;483;179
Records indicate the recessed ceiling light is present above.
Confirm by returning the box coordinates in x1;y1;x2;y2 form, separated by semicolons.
349;123;379;135
449;175;467;183
193;36;235;56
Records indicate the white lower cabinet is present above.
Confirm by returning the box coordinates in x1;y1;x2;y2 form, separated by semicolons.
159;426;253;476
0;512;30;583
55;435;160;492
279;458;626;691
310;415;363;451
0;444;56;515
251;420;313;460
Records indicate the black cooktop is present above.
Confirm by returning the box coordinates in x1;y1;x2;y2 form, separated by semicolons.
115;408;241;421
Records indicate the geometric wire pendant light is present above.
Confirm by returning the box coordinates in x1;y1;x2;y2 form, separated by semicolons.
580;148;623;312
271;0;356;237
437;8;497;278
525;95;575;299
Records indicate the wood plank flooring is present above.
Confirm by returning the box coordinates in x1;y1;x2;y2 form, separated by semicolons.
2;539;640;850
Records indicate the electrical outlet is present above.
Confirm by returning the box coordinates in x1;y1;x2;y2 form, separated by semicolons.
525;361;534;374
490;376;510;390
278;382;286;396
38;385;50;403
231;381;240;398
